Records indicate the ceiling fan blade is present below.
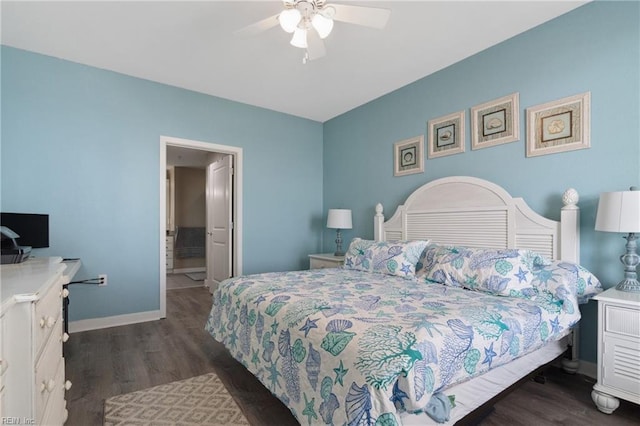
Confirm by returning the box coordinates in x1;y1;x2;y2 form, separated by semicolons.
306;28;326;60
234;14;280;37
328;4;391;29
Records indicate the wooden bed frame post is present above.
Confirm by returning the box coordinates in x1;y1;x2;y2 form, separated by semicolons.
374;203;384;242
560;188;580;263
560;188;581;374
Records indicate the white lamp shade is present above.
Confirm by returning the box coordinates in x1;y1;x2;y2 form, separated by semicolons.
327;209;352;229
290;27;308;48
595;190;640;233
311;13;333;39
279;9;301;33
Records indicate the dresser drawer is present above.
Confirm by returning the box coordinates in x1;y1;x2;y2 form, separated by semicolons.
34;319;63;421
39;357;66;426
0;383;4;420
166;236;174;251
605;304;640;338
0;312;6;378
34;280;63;357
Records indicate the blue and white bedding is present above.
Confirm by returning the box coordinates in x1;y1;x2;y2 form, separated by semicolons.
205;245;601;425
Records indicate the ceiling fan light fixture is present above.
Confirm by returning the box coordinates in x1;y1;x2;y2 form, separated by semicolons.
290;27;308;48
311;13;333;39
279;8;302;33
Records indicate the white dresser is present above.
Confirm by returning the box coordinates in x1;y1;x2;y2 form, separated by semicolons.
591;287;640;414
0;257;74;425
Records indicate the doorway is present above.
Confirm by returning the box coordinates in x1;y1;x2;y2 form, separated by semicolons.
159;136;243;318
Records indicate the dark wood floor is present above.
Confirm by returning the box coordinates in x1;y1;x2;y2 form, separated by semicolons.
65;287;640;425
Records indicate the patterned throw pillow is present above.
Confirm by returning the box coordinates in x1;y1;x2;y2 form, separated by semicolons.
415;244;602;306
344;238;430;280
531;260;603;305
415;245;550;292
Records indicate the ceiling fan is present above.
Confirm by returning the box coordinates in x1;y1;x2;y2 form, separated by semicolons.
235;1;391;63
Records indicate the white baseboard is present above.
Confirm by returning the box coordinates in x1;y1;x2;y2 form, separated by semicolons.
172;267;206;274
68;310;161;333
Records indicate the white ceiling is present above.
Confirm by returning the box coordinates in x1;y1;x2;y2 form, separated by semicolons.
1;1;588;123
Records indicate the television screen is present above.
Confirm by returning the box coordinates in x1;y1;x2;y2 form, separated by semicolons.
0;213;49;248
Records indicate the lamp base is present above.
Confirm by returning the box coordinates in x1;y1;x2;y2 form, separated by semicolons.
617;233;639;292
615;278;640;293
334;229;344;258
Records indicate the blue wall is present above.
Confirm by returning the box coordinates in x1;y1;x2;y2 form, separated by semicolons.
323;1;639;364
1;47;324;321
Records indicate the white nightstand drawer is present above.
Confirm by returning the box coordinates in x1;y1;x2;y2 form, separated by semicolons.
309;253;344;269
601;334;640;397
605;304;640;338
310;258;340;269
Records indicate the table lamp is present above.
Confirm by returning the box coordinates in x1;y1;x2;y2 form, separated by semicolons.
327;209;352;256
595;187;640;292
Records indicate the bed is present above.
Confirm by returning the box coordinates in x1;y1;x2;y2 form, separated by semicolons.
205;176;602;425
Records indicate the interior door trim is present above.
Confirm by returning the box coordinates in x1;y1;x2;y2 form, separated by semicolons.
159;136;243;318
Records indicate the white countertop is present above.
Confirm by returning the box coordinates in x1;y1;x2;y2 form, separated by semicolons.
1;257;67;311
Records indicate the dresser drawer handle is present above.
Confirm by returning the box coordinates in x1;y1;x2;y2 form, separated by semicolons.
64;380;72;391
41;379;55;393
39;316;55;328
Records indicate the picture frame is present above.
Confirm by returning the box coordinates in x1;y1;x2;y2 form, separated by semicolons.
526;92;591;157
393;135;424;176
471;92;519;150
428;110;465;158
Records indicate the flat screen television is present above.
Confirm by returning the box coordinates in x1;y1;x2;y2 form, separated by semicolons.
0;213;49;248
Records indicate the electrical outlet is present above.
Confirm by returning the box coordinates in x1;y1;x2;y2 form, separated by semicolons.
98;274;108;286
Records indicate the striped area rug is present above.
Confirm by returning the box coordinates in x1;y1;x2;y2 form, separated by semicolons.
104;372;250;426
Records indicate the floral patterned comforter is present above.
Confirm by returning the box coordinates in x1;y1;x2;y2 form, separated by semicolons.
205;268;579;425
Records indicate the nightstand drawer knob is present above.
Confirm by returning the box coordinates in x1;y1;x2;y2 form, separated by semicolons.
62;332;70;343
64;380;72;391
62;288;70;298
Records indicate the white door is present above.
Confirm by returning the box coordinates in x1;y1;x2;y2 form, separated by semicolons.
205;156;233;293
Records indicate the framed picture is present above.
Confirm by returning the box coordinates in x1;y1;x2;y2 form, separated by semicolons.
526;92;591;157
393;135;424;176
471;92;519;150
428;110;465;158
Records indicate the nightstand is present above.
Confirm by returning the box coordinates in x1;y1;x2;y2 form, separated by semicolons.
591;287;640;414
309;253;344;269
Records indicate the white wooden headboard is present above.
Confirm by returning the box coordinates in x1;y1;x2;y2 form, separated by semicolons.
374;176;580;262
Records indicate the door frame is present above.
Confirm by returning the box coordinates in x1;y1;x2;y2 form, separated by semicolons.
159;135;243;318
